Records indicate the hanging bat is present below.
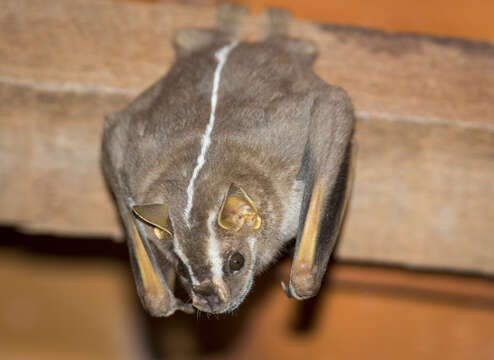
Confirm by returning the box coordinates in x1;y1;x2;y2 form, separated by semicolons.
101;5;355;317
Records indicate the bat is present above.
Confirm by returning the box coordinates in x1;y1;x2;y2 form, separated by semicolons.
101;4;355;317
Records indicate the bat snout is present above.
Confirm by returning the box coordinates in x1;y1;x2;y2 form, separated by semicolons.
192;282;228;313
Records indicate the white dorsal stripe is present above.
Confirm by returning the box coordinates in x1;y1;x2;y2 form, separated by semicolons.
184;41;239;227
207;211;223;284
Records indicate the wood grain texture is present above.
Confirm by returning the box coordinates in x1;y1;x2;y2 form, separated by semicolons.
0;84;127;237
0;0;493;273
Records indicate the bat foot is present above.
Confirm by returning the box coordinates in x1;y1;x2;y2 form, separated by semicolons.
264;7;291;38
217;2;246;35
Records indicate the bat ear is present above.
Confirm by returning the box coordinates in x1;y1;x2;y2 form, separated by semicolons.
218;184;261;231
132;204;172;240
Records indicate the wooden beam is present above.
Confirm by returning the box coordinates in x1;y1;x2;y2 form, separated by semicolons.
0;0;493;274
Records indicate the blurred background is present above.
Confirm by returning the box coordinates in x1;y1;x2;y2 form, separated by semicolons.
1;0;493;359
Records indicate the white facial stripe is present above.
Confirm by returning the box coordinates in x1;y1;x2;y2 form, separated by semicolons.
172;236;200;286
184;41;239;227
207;211;224;284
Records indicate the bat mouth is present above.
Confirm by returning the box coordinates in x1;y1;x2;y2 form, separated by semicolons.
189;280;230;313
194;268;255;314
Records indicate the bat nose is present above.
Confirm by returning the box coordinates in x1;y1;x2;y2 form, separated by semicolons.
192;283;226;312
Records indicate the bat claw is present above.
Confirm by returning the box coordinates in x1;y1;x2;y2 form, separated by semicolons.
281;281;293;298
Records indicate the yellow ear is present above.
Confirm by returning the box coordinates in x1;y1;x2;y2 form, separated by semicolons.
218;185;261;231
132;204;172;239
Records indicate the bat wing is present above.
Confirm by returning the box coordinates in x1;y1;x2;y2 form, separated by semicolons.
102;114;193;316
127;208;194;316
283;86;355;299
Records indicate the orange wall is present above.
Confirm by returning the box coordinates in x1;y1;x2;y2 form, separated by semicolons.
233;0;494;40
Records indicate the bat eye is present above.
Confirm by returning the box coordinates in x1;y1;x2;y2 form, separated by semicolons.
228;252;245;274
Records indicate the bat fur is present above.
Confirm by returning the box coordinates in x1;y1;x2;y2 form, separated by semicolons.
101;5;355;316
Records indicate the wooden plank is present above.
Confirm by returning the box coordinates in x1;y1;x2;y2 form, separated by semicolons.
0;84;127;237
0;0;493;273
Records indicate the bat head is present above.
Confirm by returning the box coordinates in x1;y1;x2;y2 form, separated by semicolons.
131;180;272;314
